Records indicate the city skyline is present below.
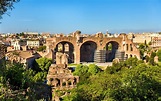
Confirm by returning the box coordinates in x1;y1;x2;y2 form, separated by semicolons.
0;0;161;34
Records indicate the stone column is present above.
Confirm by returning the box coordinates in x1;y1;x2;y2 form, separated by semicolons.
60;79;63;89
71;79;74;87
76;77;79;83
66;81;69;88
74;45;80;64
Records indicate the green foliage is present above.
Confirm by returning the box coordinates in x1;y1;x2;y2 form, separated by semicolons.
138;42;152;60
125;57;139;68
64;58;161;101
151;51;156;58
33;72;47;82
106;61;126;74
73;64;89;76
5;63;24;90
19;32;24;36
145;55;150;62
22;69;35;89
149;52;156;66
0;0;20;19
35;57;52;72
0;62;51;100
157;49;161;62
112;65;161;101
88;64;100;75
31;57;52;82
73;64;90;84
138;43;148;59
108;43;112;50
37;46;46;52
148;41;152;45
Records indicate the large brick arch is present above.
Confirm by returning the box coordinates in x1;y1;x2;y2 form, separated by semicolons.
79;41;97;62
104;41;120;62
79;39;99;49
53;41;75;63
101;38;122;50
53;38;76;49
55;41;74;51
105;41;119;50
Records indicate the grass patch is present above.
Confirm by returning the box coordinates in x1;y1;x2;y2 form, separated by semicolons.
68;63;78;67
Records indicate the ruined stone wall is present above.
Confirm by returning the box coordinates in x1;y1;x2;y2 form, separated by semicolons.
45;33;140;63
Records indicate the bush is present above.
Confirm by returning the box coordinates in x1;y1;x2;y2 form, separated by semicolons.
37;46;46;52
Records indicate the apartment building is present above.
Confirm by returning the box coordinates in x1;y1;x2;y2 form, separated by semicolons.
27;40;40;48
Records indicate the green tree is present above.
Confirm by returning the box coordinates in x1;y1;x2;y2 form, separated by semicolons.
73;64;89;76
107;43;112;50
149;52;156;65
88;64;101;75
73;64;90;84
33;57;52;82
19;32;25;36
125;57;138;68
0;62;51;100
148;41;152;45
35;57;52;72
64;59;161;101
157;49;161;62
112;64;161;101
138;43;147;59
33;72;47;82
5;63;24;90
37;46;46;52
0;0;20;19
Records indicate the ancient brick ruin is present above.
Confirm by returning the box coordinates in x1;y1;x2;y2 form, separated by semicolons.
47;64;79;90
47;51;79;100
45;32;140;64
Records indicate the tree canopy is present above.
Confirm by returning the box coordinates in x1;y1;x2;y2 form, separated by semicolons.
157;49;161;62
63;58;161;101
0;58;52;100
33;57;52;82
0;0;20;18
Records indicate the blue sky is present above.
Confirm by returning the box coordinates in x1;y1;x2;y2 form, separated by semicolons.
0;0;161;34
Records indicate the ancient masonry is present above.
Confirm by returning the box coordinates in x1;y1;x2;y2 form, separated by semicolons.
45;32;140;63
47;52;79;100
47;64;79;90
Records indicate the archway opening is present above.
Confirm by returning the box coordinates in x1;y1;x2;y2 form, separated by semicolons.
80;41;97;62
106;41;119;62
54;41;74;63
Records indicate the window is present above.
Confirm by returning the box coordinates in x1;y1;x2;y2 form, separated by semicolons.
130;44;133;51
126;44;128;51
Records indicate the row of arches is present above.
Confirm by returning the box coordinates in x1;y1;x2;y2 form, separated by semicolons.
126;54;137;58
53;41;121;63
55;42;74;63
49;77;78;88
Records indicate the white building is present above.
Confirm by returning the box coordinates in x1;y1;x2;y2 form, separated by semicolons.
27;40;40;48
24;32;39;35
11;40;21;50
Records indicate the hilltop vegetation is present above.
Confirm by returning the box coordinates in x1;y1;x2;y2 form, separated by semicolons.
63;57;161;101
1;56;161;100
0;57;52;100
